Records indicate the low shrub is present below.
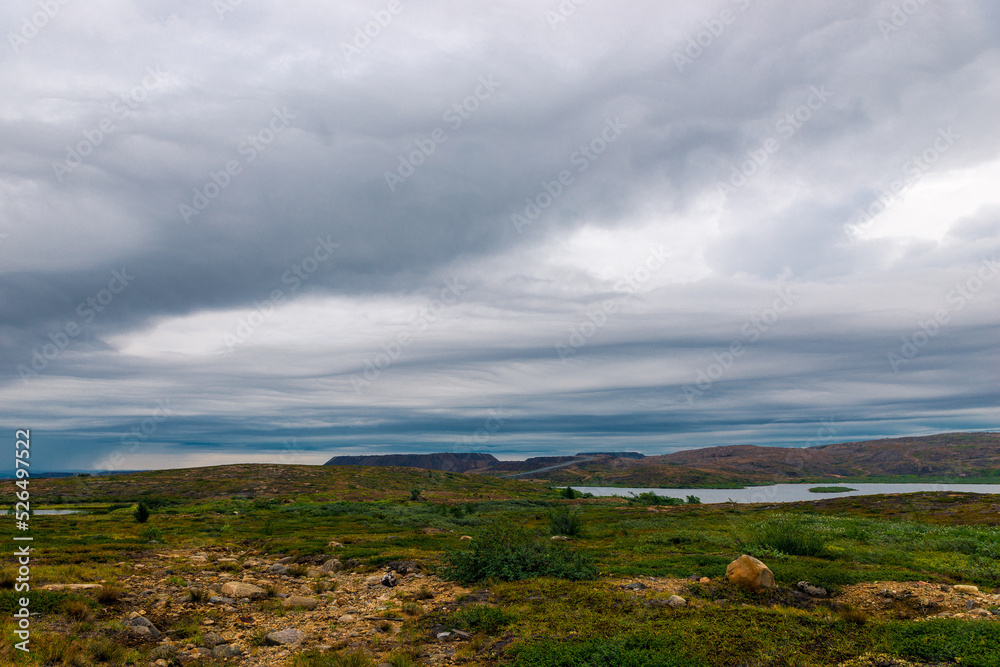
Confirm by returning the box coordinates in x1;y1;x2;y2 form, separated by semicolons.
548;507;583;537
746;518;827;558
442;522;597;583
445;604;517;633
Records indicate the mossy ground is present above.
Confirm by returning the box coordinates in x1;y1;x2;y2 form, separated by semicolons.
2;466;999;666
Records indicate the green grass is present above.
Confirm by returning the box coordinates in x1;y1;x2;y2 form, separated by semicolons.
809;486;857;493
5;466;1000;666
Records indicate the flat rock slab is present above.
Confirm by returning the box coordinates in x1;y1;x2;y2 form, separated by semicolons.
220;582;266;599
265;628;304;646
283;596;321;610
41;583;102;591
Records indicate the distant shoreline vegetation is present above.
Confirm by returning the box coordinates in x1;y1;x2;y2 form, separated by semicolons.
808;486;857;493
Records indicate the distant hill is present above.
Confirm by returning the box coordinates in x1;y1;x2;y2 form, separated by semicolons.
321;433;1000;486
648;432;1000;479
323;452;498;473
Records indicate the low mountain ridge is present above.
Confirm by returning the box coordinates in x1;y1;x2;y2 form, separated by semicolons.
321;432;1000;485
323;452;498;473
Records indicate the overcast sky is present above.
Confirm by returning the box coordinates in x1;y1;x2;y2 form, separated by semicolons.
1;0;998;471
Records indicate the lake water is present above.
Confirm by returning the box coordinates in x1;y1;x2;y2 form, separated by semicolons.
571;483;1000;504
3;509;84;515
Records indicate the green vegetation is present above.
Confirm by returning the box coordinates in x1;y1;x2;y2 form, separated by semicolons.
442;522;598;583
133;501;150;523
810;486;857;493
4;464;1000;666
548;506;583;536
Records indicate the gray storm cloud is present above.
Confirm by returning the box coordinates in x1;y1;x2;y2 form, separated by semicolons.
0;0;998;470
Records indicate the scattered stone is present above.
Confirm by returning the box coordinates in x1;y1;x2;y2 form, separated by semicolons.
383;560;419;575
364;575;384;586
211;645;243;659
954;585;980;595
284;596;321;610
452;629;472;639
329;541;344;547
970;608;992;618
699;577;711;584
126;615;161;638
667;595;687;608
381;573;397;587
623;582;647;591
551;535;571;541
421;527;445;534
40;583;102;591
338;614;357;624
726;555;776;593
200;631;226;648
151;645;177;660
459;535;473;541
797;581;828;597
276;556;296;565
220;582;266;599
437;631;452;639
268;564;289;575
319;558;343;573
265;628;304;646
208;596;235;605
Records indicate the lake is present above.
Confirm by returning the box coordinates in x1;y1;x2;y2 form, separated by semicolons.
3;509;84;515
571;483;1000;504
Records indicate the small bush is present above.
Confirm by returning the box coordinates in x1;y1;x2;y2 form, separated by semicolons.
747;518;827;558
561;487;578;500
133;502;150;524
629;492;683;506
386;650;421;667
442;522;597;584
287;564;309;578
95;584;124;603
409;488;422;501
446;604;517;633
685;495;702;505
187;587;209;603
87;637;121;662
62;600;92;621
139;525;163;542
0;570;16;590
548;507;583;537
291;649;376;667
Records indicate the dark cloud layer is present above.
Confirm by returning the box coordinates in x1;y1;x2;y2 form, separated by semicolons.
1;0;998;470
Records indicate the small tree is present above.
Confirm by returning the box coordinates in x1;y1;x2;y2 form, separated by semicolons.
409;488;422;501
133;501;150;523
